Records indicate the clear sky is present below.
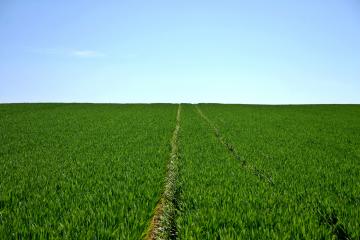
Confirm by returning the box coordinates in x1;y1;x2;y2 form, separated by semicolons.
1;0;359;104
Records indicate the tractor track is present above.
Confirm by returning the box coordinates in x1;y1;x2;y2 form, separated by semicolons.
195;105;274;185
144;104;181;240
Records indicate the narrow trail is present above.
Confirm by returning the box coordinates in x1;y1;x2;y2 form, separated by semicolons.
195;105;274;185
144;104;181;240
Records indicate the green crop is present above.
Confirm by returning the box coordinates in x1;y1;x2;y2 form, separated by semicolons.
1;103;359;239
0;104;178;239
190;104;360;239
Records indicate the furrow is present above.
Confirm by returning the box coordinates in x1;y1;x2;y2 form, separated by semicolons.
195;105;274;185
144;104;181;240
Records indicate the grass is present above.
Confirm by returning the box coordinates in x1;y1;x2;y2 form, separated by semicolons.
1;103;359;239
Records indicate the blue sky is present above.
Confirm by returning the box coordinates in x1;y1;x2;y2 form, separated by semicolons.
1;0;359;103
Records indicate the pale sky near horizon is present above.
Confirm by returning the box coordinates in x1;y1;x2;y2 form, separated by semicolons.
1;0;359;104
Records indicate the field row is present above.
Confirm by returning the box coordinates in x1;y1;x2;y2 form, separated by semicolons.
1;104;359;239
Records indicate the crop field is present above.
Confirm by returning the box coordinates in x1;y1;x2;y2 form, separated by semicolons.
0;103;359;239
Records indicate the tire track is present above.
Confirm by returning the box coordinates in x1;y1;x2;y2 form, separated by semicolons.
144;104;181;240
195;105;355;238
195;105;274;185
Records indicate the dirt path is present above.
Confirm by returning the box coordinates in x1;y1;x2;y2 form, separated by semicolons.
144;104;181;240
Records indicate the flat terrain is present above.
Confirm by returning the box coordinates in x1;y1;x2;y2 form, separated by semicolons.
1;104;359;239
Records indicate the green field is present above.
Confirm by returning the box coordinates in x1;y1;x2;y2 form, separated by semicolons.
1;103;359;239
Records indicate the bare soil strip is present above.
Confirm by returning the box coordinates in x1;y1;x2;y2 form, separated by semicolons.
144;104;181;240
195;105;274;185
